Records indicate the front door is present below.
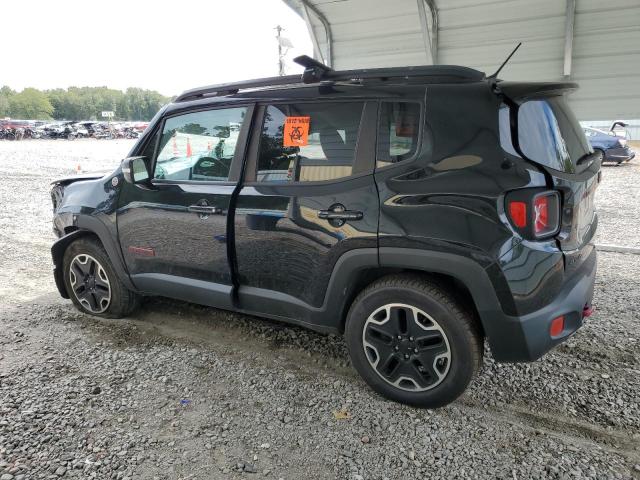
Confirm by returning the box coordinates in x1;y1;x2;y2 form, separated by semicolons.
233;101;379;325
117;104;252;309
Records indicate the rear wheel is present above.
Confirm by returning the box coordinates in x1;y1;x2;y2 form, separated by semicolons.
345;274;482;408
63;237;139;318
594;148;606;162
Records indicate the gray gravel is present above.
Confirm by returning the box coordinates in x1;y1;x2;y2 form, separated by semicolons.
594;161;640;249
0;139;133;304
1;140;639;479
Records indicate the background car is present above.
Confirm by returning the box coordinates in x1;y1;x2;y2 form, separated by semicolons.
584;126;635;164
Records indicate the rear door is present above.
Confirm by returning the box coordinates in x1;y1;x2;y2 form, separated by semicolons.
117;104;253;309
500;92;601;268
233;101;379;323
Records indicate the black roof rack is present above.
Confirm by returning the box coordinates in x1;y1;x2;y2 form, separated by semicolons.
174;56;485;103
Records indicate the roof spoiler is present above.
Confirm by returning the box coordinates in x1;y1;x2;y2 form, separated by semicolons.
495;81;579;101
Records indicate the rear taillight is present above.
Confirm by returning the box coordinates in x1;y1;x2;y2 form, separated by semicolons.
508;201;527;228
506;190;561;240
533;192;560;237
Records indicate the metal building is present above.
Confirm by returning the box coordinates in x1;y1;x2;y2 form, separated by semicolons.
283;0;640;120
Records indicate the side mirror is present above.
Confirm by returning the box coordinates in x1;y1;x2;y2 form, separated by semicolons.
122;156;150;184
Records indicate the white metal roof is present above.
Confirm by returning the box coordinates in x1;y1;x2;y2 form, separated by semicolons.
283;0;640;120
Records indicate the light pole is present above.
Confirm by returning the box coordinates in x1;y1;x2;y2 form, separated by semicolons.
275;25;293;76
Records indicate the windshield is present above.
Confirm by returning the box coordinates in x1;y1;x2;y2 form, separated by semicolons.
499;96;592;173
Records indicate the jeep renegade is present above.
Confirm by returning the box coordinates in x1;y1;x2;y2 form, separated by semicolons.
51;57;599;407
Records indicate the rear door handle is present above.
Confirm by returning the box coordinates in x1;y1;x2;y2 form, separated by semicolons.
317;203;363;227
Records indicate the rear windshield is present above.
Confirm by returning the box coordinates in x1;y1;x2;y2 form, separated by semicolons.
499;96;592;173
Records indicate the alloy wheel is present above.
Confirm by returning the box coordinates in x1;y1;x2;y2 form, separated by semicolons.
69;254;111;313
362;303;451;392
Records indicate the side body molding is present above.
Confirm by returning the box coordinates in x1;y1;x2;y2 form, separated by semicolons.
237;248;379;334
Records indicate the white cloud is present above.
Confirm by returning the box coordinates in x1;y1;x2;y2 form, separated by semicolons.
2;0;312;96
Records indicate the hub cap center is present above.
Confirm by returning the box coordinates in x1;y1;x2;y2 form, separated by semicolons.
362;303;451;392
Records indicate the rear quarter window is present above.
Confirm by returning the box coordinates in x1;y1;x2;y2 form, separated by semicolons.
500;97;592;173
376;101;421;168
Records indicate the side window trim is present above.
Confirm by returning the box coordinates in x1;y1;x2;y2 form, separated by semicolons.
132;121;162;167
375;99;424;171
131;104;168;161
353;101;378;175
249;99;373;185
228;103;255;182
149;103;255;185
243;105;266;183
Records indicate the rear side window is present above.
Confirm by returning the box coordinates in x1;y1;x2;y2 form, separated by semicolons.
500;97;592;173
257;102;364;182
377;102;420;168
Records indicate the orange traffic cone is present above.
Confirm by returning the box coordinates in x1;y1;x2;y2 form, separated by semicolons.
186;137;193;157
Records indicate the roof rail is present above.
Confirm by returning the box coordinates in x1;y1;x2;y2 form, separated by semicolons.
174;75;302;102
174;60;485;103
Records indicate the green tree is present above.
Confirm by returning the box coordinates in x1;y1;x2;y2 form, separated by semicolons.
9;88;53;119
0;95;10;117
1;86;169;121
0;86;16;117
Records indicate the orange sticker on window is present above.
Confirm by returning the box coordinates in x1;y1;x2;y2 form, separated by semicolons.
283;116;310;147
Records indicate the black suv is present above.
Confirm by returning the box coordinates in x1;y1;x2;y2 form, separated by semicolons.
51;59;599;408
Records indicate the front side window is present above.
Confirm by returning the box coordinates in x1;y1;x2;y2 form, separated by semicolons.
154;107;247;181
257;102;364;182
377;102;420;168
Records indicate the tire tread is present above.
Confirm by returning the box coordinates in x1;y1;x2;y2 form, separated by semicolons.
63;236;139;319
345;273;483;407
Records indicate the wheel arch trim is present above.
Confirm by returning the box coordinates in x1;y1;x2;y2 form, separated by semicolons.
51;216;135;298
377;247;509;339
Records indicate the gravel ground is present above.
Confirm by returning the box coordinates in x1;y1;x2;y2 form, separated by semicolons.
594;161;640;248
0;140;639;479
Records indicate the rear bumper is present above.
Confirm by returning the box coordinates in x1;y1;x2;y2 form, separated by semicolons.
604;146;635;162
487;247;596;362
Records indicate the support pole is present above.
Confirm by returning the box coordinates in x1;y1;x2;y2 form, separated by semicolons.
416;0;439;64
276;25;285;77
563;0;576;78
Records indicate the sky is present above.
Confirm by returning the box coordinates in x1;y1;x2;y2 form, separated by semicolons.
2;0;313;96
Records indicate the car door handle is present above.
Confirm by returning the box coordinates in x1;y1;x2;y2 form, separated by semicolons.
187;205;223;215
318;210;363;220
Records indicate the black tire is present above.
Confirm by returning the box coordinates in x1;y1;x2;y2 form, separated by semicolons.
63;237;139;318
345;274;483;408
594;148;607;163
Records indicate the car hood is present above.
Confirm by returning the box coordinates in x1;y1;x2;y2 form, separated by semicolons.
51;172;109;186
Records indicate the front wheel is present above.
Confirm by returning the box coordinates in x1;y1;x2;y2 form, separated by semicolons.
345;274;483;408
63;237;139;318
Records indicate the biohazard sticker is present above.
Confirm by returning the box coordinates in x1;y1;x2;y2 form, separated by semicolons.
283;116;310;147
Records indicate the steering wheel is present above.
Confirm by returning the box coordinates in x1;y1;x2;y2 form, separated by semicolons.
192;156;230;179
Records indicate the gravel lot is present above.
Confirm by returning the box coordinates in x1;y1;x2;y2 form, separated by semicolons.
0;140;639;479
